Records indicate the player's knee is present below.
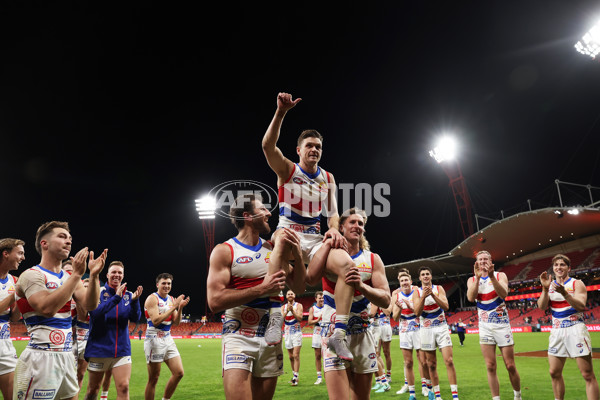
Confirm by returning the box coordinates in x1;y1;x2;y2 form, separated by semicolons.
549;368;562;379
485;360;496;373
444;357;454;368
505;361;517;374
581;369;596;382
405;360;414;369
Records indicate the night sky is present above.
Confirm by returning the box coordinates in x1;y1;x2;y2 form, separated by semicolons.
1;2;600;317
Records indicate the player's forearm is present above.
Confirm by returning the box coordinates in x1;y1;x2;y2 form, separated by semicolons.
262;110;286;151
34;277;81;316
0;295;15;312
361;285;391;310
82;279;101;312
432;294;449;311
287;253;306;294
208;286;266;313
327;214;340;230
564;293;587;312
537;290;549;310
466;279;479;302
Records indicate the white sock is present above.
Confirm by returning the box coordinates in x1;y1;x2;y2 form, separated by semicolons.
493;397;501;400
514;390;522;399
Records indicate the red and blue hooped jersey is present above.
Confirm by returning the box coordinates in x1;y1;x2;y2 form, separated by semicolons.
549;278;584;329
321;249;374;334
146;292;175;333
474;273;509;325
418;285;447;328
16;266;73;351
284;302;301;334
277;163;332;234
397;288;419;333
222;237;275;338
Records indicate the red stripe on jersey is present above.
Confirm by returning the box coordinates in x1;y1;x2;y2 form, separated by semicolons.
58;302;72;313
550;300;570;309
401;308;413;315
229;275;264;289
17;298;35;314
278;187;322;213
477;291;498;301
424;304;439;311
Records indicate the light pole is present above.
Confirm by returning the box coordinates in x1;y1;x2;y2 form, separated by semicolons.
429;136;474;240
196;195;216;317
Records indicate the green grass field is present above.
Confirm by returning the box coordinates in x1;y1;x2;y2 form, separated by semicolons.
13;332;600;399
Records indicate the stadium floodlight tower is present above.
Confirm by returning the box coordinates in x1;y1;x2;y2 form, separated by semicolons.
196;194;217;315
574;20;600;59
429;136;475;240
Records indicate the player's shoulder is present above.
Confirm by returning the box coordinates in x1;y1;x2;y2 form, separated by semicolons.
261;238;274;251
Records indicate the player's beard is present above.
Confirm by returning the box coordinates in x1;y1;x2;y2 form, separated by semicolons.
253;218;271;236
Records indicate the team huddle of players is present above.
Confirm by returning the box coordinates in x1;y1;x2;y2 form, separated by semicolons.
206;92;599;400
0;226;190;400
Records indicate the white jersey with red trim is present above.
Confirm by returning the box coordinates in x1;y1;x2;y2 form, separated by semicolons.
222;237;273;338
0;274;17;340
145;292;175;334
397;288;419;333
16;266;74;351
418;285;447;329
284;302;301;334
277;163;332;234
474;273;509;325
549;278;584;329
322;249;373;334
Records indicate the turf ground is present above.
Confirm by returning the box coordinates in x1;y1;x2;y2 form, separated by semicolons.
13;332;600;399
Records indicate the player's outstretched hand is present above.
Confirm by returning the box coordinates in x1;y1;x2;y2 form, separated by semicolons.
131;285;143;301
71;247;89;277
540;271;552;290
277;92;301;113
88;249;108;278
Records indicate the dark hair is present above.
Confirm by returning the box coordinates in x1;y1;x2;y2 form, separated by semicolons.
418;266;432;275
229;193;262;229
156;273;174;283
35;221;70;255
297;129;323;147
315;291;323;298
108;261;125;271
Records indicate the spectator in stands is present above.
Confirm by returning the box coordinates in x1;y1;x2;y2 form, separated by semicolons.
206;193;305;400
144;273;190;400
466;250;522;400
0;238;25;400
538;254;599;400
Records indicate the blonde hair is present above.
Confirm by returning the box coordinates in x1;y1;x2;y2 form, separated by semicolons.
338;208;370;250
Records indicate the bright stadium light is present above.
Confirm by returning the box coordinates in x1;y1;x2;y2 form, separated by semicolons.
429;136;457;163
195;195;216;219
575;21;600;59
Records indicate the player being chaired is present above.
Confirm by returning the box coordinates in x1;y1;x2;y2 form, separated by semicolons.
262;92;359;362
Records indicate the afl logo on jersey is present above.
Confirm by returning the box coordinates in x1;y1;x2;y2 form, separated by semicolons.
293;177;307;185
46;282;59;289
236;256;253;264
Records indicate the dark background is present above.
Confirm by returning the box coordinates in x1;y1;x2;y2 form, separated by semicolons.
1;2;599;318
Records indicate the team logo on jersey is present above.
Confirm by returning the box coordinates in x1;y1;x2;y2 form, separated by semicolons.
255;253;261;259
241;308;260;325
356;262;371;273
49;329;65;345
368;352;376;359
293;177;307;185
236;256;254;264
265;252;271;264
46;282;59;289
7;285;15;295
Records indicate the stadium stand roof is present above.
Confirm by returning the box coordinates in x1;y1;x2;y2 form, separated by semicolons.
384;206;600;282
